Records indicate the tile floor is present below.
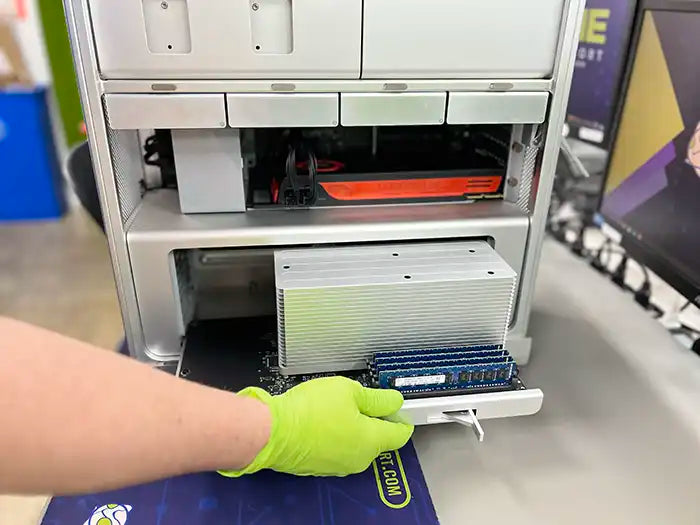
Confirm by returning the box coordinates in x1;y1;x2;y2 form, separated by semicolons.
0;208;124;525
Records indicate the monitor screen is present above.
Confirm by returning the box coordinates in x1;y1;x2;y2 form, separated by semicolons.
599;9;700;303
566;0;637;147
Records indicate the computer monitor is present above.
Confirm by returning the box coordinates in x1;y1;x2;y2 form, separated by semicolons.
566;0;637;147
598;0;700;307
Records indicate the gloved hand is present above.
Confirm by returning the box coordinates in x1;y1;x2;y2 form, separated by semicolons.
219;376;414;477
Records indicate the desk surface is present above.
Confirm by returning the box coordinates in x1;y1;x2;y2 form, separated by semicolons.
414;239;700;525
31;240;700;525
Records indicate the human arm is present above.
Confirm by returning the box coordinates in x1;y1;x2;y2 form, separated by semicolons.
0;317;270;494
0;317;413;495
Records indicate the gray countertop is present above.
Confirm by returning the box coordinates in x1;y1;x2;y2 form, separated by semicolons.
414;239;700;525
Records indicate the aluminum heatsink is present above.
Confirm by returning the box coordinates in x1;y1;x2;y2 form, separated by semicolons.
275;240;516;375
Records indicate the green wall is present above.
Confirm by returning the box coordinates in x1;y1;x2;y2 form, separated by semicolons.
38;0;84;147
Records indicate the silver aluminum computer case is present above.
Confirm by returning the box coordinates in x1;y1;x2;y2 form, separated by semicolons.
63;0;585;425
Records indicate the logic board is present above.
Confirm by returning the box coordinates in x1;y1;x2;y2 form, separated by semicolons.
179;317;524;399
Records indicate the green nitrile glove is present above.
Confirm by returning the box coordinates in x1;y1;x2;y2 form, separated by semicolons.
219;376;414;477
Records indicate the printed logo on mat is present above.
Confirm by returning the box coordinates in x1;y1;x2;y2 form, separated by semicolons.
372;450;412;509
83;504;132;525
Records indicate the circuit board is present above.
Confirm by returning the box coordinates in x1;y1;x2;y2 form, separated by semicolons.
179;317;522;398
255;333;374;395
179;317;373;394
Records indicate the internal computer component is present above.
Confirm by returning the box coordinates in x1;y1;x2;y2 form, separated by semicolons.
247;125;510;207
141;125;510;210
371;345;517;396
178;317;524;401
275;240;517;375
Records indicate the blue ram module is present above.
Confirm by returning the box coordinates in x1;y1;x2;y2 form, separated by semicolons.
373;344;502;361
373;349;508;367
374;355;514;372
371;346;518;394
375;362;516;392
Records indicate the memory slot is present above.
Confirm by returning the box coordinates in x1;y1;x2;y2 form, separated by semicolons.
375;360;516;390
373;344;502;361
373;349;508;367
393;380;511;396
372;355;514;373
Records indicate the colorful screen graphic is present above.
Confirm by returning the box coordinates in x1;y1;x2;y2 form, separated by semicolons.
601;10;700;291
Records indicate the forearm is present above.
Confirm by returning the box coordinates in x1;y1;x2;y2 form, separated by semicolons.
0;317;270;495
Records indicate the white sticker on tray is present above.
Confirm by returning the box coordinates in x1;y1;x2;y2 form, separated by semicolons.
394;374;446;387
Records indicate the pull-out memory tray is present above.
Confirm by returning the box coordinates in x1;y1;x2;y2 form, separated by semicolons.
177;317;543;426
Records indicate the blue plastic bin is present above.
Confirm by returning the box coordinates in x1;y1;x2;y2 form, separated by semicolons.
0;87;66;221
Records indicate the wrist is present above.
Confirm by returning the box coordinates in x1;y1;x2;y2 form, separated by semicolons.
235;395;273;469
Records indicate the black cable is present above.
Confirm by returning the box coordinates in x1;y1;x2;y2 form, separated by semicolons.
307;150;318;201
142;131;177;189
637;259;651;283
692;338;700;356
590;238;610;273
681;323;700;336
546;204;667;319
570;223;586;256
634;279;653;309
611;255;628;287
282;142;320;206
285;146;299;194
670;323;700;338
547;203;649;285
545;199;671;323
608;245;655;309
595;242;651;283
594;238;611;259
143;135;161;167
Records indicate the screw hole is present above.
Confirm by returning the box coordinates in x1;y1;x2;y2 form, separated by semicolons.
404;275;412;280
487;271;495;275
255;45;261;50
283;265;290;270
167;44;173;50
469;249;475;253
392;253;399;257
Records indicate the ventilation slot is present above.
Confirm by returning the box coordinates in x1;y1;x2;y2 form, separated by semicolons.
106;127;145;225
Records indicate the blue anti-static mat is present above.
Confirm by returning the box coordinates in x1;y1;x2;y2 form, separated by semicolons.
41;441;439;525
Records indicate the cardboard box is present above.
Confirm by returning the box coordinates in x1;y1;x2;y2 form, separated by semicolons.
0;19;31;87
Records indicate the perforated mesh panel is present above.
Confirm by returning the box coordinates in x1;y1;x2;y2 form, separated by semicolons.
517;144;539;213
173;251;195;333
106;127;144;224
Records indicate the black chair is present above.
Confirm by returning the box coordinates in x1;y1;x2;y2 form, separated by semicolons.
67;142;131;356
66;141;104;232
